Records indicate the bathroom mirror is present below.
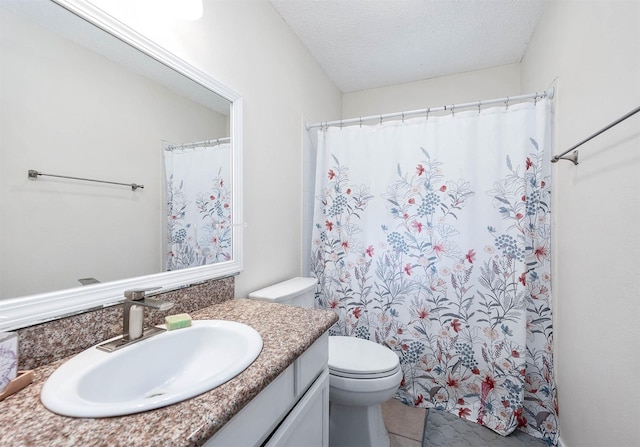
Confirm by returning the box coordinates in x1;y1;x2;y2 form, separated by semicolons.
0;0;243;331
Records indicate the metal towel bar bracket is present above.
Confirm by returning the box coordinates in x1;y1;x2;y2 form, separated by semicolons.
551;105;640;165
552;150;580;165
28;170;144;190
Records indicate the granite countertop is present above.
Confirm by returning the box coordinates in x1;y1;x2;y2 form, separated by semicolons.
0;298;337;447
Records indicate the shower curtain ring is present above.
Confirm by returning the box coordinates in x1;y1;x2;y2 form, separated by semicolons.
426;108;430;120
477;101;482;114
379;115;383;125
505;97;510;109
359;117;363;127
451;104;455;116
534;93;538;105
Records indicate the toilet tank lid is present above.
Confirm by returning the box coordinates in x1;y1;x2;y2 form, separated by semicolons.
248;277;317;302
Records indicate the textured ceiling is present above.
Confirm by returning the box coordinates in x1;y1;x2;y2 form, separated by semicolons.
270;0;548;93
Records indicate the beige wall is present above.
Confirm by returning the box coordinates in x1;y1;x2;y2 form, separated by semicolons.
343;63;521;119
522;1;640;446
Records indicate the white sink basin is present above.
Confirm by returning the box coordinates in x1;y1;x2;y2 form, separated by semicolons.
41;320;262;417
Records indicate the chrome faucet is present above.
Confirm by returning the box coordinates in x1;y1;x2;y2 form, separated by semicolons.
97;288;174;352
122;288;174;341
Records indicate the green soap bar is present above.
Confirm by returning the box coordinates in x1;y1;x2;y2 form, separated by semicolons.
165;313;192;331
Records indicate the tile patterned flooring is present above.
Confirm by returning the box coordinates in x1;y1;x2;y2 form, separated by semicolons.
382;399;548;447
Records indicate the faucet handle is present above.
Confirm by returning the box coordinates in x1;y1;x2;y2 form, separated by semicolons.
124;287;161;301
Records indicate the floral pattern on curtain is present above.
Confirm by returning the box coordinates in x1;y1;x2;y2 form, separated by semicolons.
164;143;232;270
311;102;558;445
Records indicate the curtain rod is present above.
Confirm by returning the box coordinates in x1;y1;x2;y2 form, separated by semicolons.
305;88;555;131
165;137;230;151
551;105;640;165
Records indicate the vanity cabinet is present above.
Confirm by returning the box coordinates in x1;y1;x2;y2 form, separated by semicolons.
206;333;329;447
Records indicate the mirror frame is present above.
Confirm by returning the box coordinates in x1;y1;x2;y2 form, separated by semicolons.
0;0;243;331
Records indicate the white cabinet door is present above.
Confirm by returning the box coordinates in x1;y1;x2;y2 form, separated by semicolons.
265;369;329;447
295;333;329;397
205;366;295;447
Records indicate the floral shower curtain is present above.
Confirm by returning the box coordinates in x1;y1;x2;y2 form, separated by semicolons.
164;142;232;270
311;100;558;444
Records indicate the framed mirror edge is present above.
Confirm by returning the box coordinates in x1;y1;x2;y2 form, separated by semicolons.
0;0;244;332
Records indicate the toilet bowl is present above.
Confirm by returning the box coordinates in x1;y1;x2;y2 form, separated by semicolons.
249;278;402;447
328;336;402;404
328;336;403;447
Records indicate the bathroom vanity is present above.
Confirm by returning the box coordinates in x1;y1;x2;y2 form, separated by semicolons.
0;299;337;446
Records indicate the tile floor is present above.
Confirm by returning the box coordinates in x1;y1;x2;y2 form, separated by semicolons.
382;399;548;447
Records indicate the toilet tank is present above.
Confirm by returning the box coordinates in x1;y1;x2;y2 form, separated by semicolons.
248;277;317;308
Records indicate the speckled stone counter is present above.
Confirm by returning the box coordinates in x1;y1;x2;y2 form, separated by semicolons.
0;299;338;447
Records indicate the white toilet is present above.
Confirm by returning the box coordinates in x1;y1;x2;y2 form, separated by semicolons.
249;277;403;447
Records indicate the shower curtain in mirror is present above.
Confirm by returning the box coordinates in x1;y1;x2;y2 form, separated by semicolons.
164;143;232;270
311;100;558;444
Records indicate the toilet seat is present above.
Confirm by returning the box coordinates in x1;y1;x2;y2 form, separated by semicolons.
329;336;400;379
329;364;402;379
